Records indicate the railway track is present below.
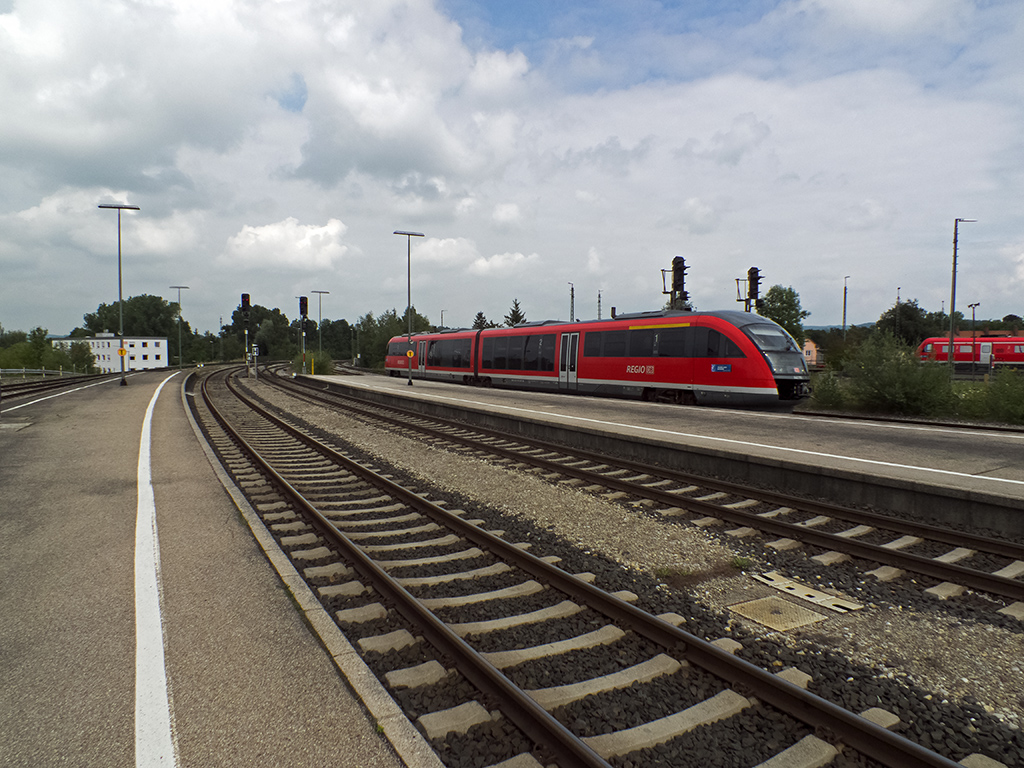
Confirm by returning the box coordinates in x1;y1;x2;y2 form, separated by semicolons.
0;372;109;403
262;367;1024;616
187;366;992;768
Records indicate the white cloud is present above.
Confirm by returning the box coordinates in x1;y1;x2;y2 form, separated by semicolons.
678;198;722;235
789;0;973;36
414;236;478;265
492;202;522;225
1;0;1023;335
221;218;348;271
468;251;540;276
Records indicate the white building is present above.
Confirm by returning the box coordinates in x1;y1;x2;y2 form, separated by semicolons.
52;332;169;374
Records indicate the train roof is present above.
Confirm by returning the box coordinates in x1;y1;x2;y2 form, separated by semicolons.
391;310;789;341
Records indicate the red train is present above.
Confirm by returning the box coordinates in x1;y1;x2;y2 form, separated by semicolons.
917;337;1024;368
385;310;809;405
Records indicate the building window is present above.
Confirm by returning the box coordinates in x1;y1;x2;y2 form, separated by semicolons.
142;342;148;348
142;355;148;361
155;355;161;361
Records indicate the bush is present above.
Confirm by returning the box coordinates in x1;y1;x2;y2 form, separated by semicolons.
843;333;954;416
291;351;335;376
808;370;846;409
980;368;1024;424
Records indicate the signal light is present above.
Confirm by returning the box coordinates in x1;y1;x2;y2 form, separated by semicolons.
672;256;690;305
747;267;761;304
241;293;250;311
299;295;308;317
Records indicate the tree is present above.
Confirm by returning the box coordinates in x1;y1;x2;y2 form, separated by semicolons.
504;298;526;327
471;312;500;329
224;303;296;358
875;299;953;347
82;294;179;338
757;286;810;346
355;307;431;368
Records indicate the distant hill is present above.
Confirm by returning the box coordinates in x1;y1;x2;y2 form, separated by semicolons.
804;323;874;331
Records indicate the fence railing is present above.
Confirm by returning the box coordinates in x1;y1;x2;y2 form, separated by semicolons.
0;368;91;378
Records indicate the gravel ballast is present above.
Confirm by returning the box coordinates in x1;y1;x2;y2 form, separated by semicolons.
248;380;1024;765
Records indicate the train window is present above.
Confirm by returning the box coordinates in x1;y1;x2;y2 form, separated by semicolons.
630;329;655;357
427;341;441;366
539;334;556;371
603;330;627;357
583;332;601;357
657;327;692;357
507;336;525;369
524;335;540;370
481;338;493;367
493;336;508;368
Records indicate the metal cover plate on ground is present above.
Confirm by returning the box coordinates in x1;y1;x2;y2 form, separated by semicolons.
729;596;828;631
752;571;863;613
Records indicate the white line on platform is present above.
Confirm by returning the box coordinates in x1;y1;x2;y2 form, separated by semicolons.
135;373;179;767
336;378;1024;488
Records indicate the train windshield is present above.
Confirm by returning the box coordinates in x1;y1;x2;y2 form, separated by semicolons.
744;324;800;353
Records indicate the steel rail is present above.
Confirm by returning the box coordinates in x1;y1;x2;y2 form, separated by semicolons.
214;370;962;768
268;373;1024;600
202;370;612;768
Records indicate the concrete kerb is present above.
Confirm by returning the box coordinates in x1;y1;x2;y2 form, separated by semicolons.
181;376;445;768
308;376;1024;535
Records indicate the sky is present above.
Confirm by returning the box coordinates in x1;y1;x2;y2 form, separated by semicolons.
2;0;1023;336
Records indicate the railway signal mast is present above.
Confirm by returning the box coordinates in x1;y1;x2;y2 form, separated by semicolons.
662;256;690;310
736;267;764;312
241;292;255;380
299;295;308;374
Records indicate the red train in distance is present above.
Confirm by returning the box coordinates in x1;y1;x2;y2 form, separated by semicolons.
917;336;1024;368
385;309;810;406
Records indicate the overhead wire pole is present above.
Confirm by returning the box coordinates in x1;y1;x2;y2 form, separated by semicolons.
948;218;976;374
169;285;189;369
98;203;141;386
394;230;424;385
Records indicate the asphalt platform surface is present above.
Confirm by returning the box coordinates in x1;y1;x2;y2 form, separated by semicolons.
0;371;404;768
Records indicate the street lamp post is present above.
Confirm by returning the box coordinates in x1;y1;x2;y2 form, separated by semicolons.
393;230;424;386
98;203;140;386
949;217;976;372
842;276;850;340
169;285;189;369
311;289;329;356
969;302;980;379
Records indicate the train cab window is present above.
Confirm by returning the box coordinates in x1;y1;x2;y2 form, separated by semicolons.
507;336;525;369
744;324;800;353
629;329;655;357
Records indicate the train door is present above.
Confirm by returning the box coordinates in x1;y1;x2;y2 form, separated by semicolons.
559;332;579;390
980;342;992;368
418;341;427;376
